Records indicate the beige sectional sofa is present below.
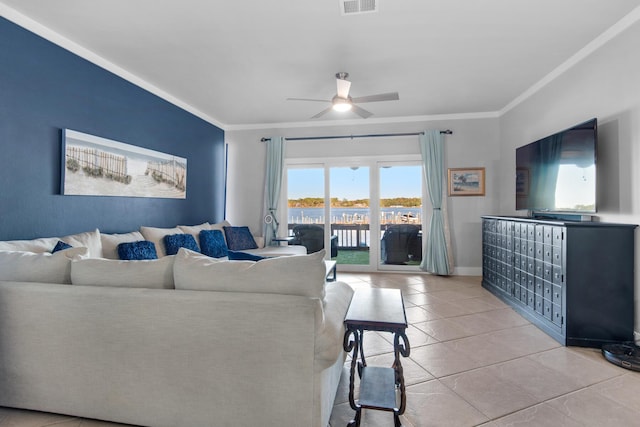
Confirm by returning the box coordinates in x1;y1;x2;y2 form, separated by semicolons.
0;224;351;427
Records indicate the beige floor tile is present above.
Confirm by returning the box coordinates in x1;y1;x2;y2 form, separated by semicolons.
475;308;530;329
485;357;583;400
404;292;447;307
485;324;560;357
482;403;583;427
448;297;503;314
422;300;477;318
404;306;442;323
441;367;542;419
547;388;640;426
589;373;640;412
529;347;624;388
409;342;484;378
403;379;489;427
447;312;506;336
329;401;411;427
444;334;523;367
413;318;472;342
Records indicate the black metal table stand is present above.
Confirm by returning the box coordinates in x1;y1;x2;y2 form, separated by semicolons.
343;289;410;427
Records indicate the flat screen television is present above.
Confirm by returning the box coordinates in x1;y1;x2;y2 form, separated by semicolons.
516;118;597;214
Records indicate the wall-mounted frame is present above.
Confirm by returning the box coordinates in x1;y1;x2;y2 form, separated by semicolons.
448;167;485;196
62;129;186;199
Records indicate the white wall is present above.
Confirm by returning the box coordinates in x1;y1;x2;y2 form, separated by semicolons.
498;21;640;335
226;118;500;274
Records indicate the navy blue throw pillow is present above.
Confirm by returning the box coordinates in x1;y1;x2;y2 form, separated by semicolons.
118;241;158;260
199;229;228;258
51;240;72;253
164;233;200;256
227;250;265;262
223;226;258;251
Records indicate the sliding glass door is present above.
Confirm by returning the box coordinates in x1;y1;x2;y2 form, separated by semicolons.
284;157;424;271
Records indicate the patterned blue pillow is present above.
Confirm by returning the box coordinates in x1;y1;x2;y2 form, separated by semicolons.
51;240;72;253
199;229;228;258
227;250;264;261
223;226;258;251
164;233;200;256
118;241;158;260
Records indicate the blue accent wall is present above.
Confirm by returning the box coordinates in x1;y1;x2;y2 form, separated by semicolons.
0;18;225;240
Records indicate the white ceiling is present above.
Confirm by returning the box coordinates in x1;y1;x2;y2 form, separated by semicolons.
2;0;640;129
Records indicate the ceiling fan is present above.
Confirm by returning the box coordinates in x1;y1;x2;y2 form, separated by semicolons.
287;72;399;119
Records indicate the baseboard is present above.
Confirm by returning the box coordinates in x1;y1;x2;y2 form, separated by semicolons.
452;267;482;276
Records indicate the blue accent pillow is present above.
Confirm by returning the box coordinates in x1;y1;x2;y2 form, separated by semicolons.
199;229;228;258
223;226;258;251
118;241;158;260
164;233;200;256
227;250;265;262
51;240;72;253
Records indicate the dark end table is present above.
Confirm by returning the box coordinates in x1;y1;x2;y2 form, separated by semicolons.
343;288;410;427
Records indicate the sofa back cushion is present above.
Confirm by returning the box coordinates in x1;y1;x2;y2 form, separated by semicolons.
0;247;88;284
101;231;145;259
174;248;326;299
0;229;102;258
139;226;182;257
71;256;175;289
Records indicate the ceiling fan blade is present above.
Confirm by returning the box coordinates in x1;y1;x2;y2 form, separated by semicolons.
336;78;351;99
351;92;399;103
352;105;373;119
311;106;334;119
287;97;331;103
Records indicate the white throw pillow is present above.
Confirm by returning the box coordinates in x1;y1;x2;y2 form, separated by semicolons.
178;222;211;244
71;256;175;289
61;229;103;258
0;247;89;284
100;231;145;259
173;248;326;299
139;226;182;258
0;236;59;253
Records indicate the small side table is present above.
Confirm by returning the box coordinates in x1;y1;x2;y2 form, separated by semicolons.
343;288;410;427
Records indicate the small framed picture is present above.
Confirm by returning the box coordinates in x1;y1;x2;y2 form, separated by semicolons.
448;167;485;196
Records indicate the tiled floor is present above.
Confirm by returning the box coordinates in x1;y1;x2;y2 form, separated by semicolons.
2;273;639;426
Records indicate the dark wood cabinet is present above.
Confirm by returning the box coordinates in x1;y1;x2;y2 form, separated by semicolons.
482;216;636;348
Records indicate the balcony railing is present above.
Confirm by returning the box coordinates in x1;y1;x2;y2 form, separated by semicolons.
287;223;422;250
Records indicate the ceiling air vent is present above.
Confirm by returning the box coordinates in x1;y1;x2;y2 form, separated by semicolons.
341;0;378;15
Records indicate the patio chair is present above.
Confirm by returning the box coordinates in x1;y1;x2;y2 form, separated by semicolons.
381;224;421;264
290;224;338;257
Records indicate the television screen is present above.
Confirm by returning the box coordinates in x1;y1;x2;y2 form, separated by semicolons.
516;118;597;213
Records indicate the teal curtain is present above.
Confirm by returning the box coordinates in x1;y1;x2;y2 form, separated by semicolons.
264;136;286;246
420;130;452;275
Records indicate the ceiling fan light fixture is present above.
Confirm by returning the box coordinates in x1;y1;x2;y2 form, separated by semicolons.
332;98;352;112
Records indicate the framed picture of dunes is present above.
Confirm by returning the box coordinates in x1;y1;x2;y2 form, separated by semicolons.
447;167;485;196
61;129;186;199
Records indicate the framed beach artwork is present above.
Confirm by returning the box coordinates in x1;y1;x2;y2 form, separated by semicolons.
61;129;186;199
448;167;485;196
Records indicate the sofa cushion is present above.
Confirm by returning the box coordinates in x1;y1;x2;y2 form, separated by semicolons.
164;233;200;255
139;226;182;257
223;226;258;251
227;250;265;261
0;229;102;258
60;229;103;258
118;241;158;260
71;256;175;289
0;247;88;284
101;231;145;259
199;229;228;258
177;222;211;242
174;248;326;299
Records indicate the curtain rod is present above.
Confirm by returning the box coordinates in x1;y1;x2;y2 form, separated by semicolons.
260;130;452;142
